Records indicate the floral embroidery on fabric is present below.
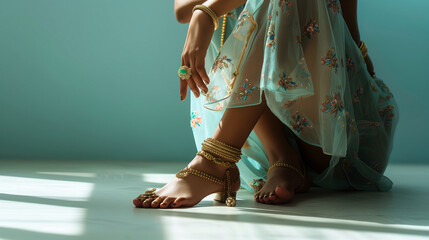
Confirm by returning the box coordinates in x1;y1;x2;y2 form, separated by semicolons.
284;100;297;108
374;78;393;99
266;23;276;48
190;112;202;128
236;10;250;29
360;122;381;129
379;105;395;127
302;19;320;40
326;0;340;13
205;85;220;103
215;103;224;111
346;111;357;134
290;111;312;133
278;0;292;14
353;86;363;102
369;81;379;92
278;72;298;91
321;48;339;74
346;56;356;72
237;78;258;101
320;93;344;117
211;55;233;74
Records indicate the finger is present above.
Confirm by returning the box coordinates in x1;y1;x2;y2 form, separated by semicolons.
195;57;210;85
180;55;189;101
189;53;208;93
186;52;200;98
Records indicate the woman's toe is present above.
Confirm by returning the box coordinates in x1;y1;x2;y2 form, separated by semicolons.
151;196;165;208
269;192;277;201
263;194;271;204
171;197;185;208
142;198;155;208
254;194;260;202
133;198;142;208
274;186;294;203
160;197;176;208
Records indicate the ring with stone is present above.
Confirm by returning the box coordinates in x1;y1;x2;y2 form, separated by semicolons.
178;65;192;80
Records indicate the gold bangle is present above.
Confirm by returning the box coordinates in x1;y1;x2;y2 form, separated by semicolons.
193;5;219;30
359;41;368;58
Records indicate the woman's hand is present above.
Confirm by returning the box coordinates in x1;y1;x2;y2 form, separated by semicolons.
180;10;215;101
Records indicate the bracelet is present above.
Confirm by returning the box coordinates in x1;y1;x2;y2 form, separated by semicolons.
193;5;219;30
359;41;368;58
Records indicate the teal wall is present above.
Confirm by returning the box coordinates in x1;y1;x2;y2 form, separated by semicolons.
0;1;428;163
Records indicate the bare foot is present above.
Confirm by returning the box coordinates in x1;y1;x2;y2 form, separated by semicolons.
254;155;310;204
133;155;240;208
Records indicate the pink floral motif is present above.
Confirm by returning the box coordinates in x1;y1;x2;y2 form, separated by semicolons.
190;112;202;128
302;19;320;40
290;111;312;133
237;79;258;101
320;93;344;117
321;48;339;74
327;0;340;13
346;56;356;72
283;100;297;108
278;72;298;91
353;86;363;102
211;55;233;74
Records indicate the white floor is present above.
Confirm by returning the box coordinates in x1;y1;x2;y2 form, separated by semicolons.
0;160;428;240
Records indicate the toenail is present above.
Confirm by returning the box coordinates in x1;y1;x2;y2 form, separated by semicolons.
172;203;176;207
152;201;157;204
161;203;166;206
264;195;268;198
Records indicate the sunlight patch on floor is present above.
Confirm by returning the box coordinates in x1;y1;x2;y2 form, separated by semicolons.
141;173;175;184
0;200;86;236
0;175;94;201
37;172;97;178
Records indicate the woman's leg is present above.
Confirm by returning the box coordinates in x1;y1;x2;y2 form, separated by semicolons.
133;95;269;208
252;108;331;204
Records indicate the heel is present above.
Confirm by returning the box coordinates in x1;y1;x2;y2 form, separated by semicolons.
213;191;237;207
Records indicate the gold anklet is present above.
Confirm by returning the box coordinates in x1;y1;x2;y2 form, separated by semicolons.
197;150;237;168
176;167;224;185
267;162;305;179
201;145;241;162
202;141;241;156
201;138;242;163
206;138;241;154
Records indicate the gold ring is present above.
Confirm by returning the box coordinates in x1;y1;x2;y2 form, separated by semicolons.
178;66;192;80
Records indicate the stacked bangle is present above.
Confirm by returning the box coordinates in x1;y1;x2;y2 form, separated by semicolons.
193;5;219;30
359;41;368;58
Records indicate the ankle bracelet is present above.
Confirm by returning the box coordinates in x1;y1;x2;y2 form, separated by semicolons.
197;150;237;168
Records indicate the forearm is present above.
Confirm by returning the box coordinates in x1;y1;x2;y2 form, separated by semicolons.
340;0;361;44
174;0;206;24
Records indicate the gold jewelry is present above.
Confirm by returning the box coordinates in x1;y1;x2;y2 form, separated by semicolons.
359;41;368;58
137;188;158;201
193;5;219;30
220;14;227;48
176;167;237;207
197;150;237;168
267;162;305;180
200;138;242;163
178;65;192;80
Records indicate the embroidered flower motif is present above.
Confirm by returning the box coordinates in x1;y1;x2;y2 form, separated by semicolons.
327;0;340;13
346;111;357;134
321;48;339;74
369;81;379;92
215;103;224;111
266;23;276;48
302;19;320;40
237;78;258;101
236;10;250;28
353;86;363;102
374;78;393;99
379;105;395;127
205;85;220;103
284;100;297;108
360;122;380;129
320;93;344;117
278;72;298;91
190;112;202;128
290;111;312;133
297;58;311;88
346;56;356;72
278;0;292;13
211;55;233;74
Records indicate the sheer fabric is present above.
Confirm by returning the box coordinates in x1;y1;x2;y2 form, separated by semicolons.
190;0;399;192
